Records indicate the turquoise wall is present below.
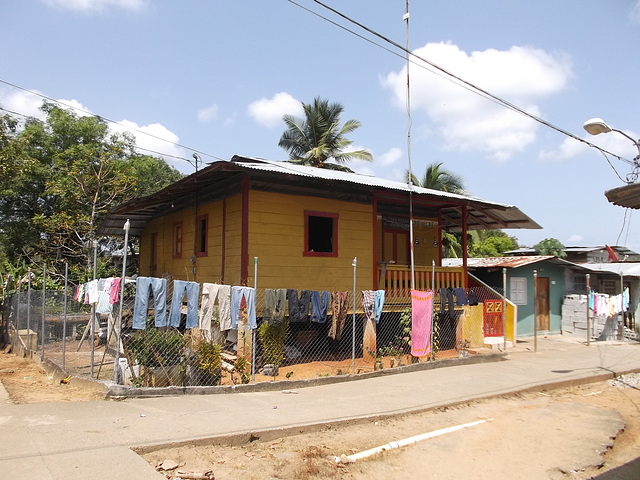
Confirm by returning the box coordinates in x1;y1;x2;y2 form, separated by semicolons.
472;261;566;337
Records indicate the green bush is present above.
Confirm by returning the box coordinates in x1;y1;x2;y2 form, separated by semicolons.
258;319;289;369
197;340;222;386
126;328;186;368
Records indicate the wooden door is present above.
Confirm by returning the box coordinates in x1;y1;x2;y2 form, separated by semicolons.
383;230;409;265
535;276;550;331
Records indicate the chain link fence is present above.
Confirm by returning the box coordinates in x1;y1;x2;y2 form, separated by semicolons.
2;272;507;390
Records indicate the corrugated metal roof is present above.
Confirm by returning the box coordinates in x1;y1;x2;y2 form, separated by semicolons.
605;183;640;210
97;156;542;237
443;256;592;270
233;156;472;201
579;262;640;277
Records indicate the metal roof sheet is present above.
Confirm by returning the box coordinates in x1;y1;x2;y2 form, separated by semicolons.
443;256;591;270
97;156;542;237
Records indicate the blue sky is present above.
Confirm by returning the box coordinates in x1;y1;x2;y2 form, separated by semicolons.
2;0;640;250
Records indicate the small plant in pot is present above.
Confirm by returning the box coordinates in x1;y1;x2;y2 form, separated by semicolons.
382;338;404;368
368;347;384;371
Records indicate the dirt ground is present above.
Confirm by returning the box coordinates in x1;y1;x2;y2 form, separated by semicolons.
140;379;640;480
0;350;104;403
1;350;639;479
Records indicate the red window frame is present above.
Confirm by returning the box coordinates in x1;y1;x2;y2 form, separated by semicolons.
173;222;183;258
304;210;338;257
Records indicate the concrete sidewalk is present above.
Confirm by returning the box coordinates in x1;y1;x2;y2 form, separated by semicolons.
1;336;639;479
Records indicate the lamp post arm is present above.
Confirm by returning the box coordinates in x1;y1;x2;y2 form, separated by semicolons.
611;128;640;160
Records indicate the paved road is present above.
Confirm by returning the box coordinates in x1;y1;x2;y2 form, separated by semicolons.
0;336;639;479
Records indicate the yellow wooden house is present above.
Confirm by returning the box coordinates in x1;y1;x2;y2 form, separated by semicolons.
99;156;540;317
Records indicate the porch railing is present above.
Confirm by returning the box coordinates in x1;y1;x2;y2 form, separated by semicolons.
378;264;466;305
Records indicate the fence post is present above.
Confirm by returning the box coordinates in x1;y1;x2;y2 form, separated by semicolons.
533;269;537;353
26;271;31;354
41;265;46;361
16;280;21;345
90;242;97;378
115;219;130;384
430;260;435;362
352;257;357;375
252;256;258;384
503;268;507;351
62;263;68;371
586;274;590;346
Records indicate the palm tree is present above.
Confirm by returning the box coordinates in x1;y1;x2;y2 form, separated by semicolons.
278;97;373;171
407;162;466;194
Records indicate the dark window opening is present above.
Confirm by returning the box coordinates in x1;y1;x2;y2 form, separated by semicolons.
305;211;338;257
196;215;208;256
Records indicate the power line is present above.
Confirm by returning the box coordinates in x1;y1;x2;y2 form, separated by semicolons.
288;0;633;168
0;79;227;167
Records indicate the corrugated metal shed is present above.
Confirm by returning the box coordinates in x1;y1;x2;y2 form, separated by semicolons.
98;156;542;237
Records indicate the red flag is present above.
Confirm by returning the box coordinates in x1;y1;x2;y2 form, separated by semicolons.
605;245;619;262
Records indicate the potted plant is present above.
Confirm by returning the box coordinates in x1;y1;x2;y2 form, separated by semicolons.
458;339;470;358
380;338;404;368
368;347;384;371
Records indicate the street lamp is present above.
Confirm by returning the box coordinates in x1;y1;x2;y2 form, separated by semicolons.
584;118;640;208
583;118;640;163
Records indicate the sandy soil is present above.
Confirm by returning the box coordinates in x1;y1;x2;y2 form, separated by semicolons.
1;350;639;479
0;350;104;403
139;379;640;480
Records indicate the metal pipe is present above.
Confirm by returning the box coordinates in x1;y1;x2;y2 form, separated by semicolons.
41;265;46;360
586;273;591;346
533;270;537;353
503;267;507;350
352;257;357;375
115;219;130;384
252;257;257;384
90;242;97;377
62;263;68;371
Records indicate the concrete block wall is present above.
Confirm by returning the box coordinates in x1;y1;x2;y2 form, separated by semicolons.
562;294;620;341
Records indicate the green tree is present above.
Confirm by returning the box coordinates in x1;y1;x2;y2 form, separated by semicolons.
469;230;519;257
278;97;373;171
0;103;183;284
533;238;566;258
407;162;466;194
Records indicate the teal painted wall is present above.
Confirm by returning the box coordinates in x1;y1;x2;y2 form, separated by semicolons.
509;262;565;337
472;261;567;338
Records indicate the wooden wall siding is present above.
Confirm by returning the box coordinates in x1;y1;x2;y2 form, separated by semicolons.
192;201;224;283
412;222;440;267
222;194;243;285
139;199;229;283
247;190;373;292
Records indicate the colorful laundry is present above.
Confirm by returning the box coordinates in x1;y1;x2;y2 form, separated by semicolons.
411;289;433;357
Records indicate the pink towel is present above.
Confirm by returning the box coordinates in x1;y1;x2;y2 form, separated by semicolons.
411;289;433;357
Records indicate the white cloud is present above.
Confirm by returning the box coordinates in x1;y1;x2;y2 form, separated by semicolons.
0;88;92;120
42;0;147;12
377;147;403;167
631;1;640;23
566;234;583;244
383;42;572;162
539;137;588;162
248;92;303;128
197;104;219;123
109;120;189;171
